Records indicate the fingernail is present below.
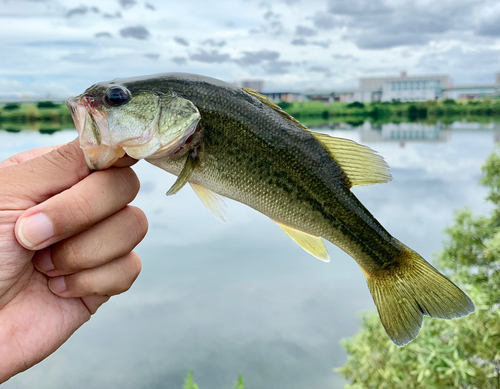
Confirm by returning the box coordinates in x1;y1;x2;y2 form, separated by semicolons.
49;276;67;294
18;213;54;248
33;248;55;273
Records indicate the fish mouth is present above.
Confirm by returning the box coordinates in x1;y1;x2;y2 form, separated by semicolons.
66;96;125;170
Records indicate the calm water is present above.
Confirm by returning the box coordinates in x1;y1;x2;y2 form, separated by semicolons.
2;122;498;389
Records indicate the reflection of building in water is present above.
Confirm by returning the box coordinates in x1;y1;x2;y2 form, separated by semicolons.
449;121;500;143
360;122;450;143
449;121;500;131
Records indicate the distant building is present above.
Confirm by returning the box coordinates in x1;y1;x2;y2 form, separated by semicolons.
264;92;305;102
306;92;334;103
241;80;265;92
457;93;480;100
361;72;450;102
250;72;499;104
353;89;382;103
306;89;382;103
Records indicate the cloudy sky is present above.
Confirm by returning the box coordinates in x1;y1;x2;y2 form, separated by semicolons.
1;0;500;98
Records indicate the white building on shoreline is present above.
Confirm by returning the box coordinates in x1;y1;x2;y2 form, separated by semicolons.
369;72;451;102
303;72;451;103
358;72;450;102
254;72;500;103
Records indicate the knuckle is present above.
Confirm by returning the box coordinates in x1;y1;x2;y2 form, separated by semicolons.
122;252;142;290
55;141;83;166
43;142;88;179
53;239;82;271
80;274;99;295
113;167;140;201
66;191;95;227
127;206;149;241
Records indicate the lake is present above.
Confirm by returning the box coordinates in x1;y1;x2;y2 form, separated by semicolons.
1;121;498;389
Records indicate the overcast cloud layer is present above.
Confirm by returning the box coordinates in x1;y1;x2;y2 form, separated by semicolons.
1;0;500;98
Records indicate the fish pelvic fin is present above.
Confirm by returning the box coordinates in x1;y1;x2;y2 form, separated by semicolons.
311;133;392;188
365;249;475;346
189;182;227;223
274;220;330;262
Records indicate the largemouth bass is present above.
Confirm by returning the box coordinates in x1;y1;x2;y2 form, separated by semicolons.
67;73;474;346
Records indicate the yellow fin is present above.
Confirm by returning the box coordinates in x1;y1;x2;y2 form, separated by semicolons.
274;220;330;262
242;88;310;132
166;151;200;196
366;249;475;346
311;132;392;188
189;182;227;223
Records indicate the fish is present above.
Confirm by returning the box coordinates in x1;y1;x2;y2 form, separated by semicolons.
67;72;475;346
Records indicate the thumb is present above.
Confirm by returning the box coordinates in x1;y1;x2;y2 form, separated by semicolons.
2;138;90;206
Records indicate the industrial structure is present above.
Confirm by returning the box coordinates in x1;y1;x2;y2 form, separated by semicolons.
262;72;500;103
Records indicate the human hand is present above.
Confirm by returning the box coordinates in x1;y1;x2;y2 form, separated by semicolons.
0;139;148;382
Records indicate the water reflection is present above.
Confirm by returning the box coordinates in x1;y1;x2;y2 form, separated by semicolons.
0;123;498;389
360;122;449;143
0;120;74;134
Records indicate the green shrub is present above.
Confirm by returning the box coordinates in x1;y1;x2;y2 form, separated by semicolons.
347;101;365;109
3;103;20;110
37;101;59;108
277;101;292;110
181;371;245;389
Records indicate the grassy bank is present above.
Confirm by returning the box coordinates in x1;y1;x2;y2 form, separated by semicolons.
278;99;500;124
2;99;500;132
0;102;73;128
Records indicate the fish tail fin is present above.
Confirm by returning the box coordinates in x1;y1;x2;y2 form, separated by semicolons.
364;248;475;346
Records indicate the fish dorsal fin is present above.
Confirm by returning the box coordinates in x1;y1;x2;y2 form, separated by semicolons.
274;220;330;262
311;132;392;188
166;149;200;196
242;88;310;132
189;182;227;223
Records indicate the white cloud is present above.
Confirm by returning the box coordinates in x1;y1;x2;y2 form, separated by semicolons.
0;0;499;97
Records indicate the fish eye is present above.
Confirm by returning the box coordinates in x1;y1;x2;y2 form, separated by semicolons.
104;86;130;107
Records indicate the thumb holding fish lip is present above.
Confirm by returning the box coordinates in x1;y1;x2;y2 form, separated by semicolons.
1;138;139;251
1;138;139;204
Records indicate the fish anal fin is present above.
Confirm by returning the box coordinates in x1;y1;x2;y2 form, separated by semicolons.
189;182;227;223
243;88;311;132
365;249;475;346
274;220;330;262
311;132;392;188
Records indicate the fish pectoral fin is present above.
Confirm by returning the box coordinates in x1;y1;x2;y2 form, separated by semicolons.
166;149;200;196
189;182;227;223
311;132;392;188
274;221;330;262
